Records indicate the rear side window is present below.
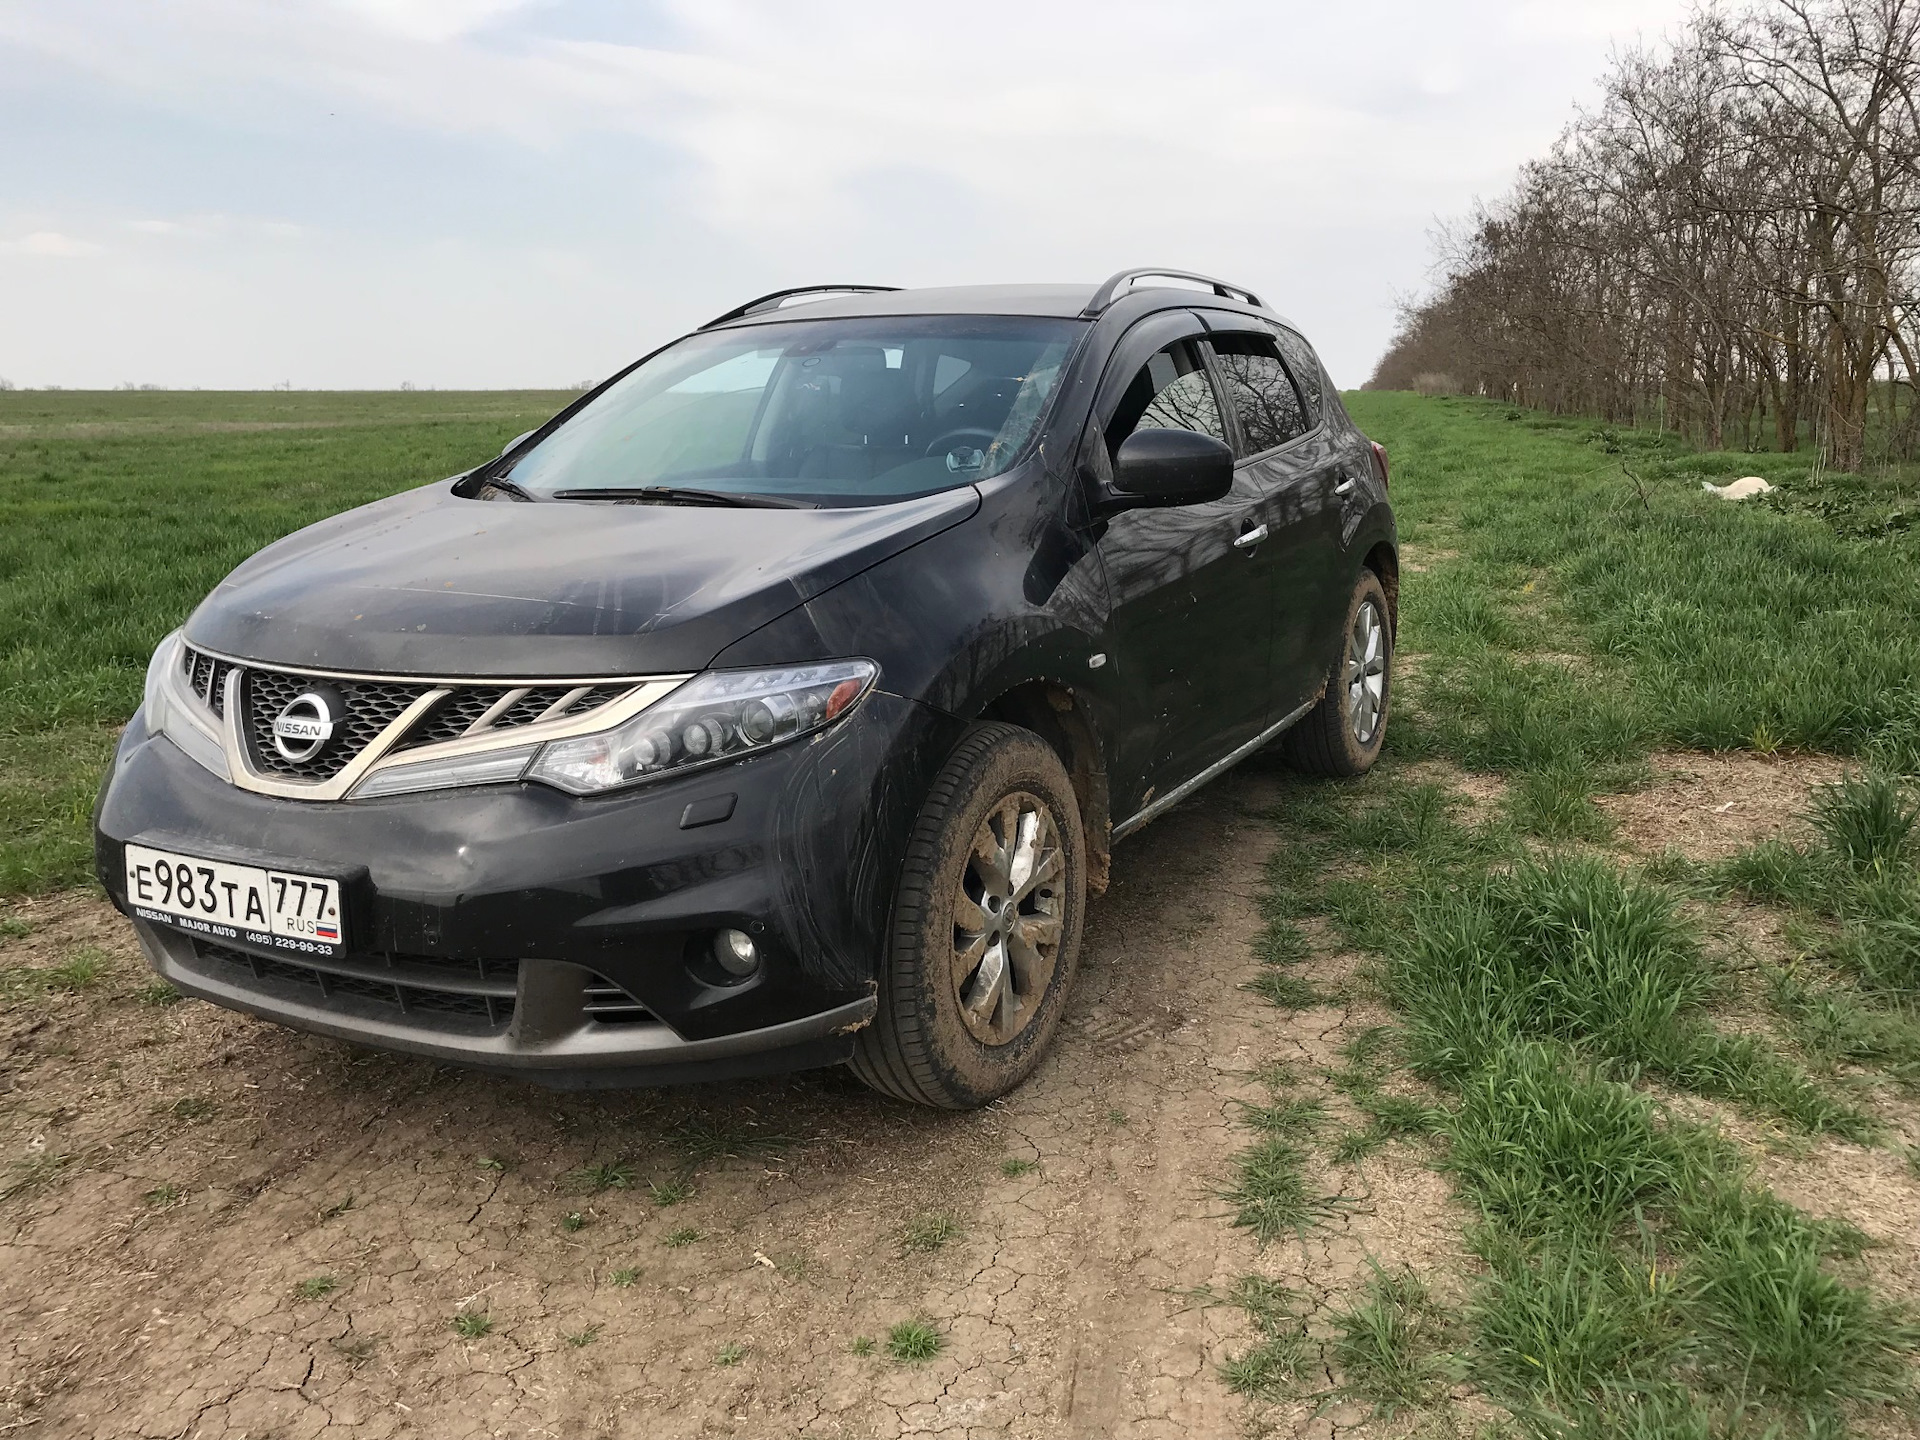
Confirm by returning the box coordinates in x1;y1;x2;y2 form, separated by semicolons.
1209;333;1306;456
1271;327;1326;427
1106;340;1227;456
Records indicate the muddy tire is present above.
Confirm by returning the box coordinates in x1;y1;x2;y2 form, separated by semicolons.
1282;568;1392;777
851;723;1087;1109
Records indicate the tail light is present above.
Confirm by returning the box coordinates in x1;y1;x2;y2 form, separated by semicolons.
1370;441;1390;490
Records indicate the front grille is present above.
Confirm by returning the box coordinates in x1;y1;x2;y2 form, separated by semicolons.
244;669;434;782
395;683;629;752
188;939;516;1034
179;646;637;786
181;646;235;717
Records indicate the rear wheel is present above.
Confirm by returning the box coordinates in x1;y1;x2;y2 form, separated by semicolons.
851;723;1087;1108
1282;568;1392;777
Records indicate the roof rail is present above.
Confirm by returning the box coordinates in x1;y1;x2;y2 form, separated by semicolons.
700;284;902;330
1082;268;1265;316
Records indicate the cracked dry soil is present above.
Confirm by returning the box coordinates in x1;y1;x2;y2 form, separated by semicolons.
2;752;1421;1439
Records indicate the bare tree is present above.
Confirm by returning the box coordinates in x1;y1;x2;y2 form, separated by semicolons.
1369;0;1920;472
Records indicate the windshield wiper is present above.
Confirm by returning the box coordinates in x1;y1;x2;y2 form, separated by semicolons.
550;486;812;509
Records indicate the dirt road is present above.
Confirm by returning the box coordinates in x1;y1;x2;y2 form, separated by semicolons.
0;751;1432;1439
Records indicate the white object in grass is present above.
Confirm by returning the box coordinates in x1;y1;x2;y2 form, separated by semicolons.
1701;476;1774;500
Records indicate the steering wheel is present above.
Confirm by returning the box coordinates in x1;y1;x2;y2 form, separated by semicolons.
923;428;999;467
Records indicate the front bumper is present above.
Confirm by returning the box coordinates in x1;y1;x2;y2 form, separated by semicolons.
95;690;964;1087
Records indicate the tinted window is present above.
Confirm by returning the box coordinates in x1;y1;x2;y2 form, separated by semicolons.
1272;327;1325;426
1106;340;1227;456
504;315;1084;506
1210;334;1306;455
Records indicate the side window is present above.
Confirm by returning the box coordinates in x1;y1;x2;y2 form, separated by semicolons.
1271;327;1325;427
1106;339;1227;456
1210;333;1306;456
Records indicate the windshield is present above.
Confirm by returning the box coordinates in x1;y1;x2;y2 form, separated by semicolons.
504;315;1085;506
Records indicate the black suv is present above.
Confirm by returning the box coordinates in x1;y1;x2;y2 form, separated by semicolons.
94;270;1396;1109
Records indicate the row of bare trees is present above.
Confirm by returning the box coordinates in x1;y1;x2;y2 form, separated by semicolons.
1368;0;1920;470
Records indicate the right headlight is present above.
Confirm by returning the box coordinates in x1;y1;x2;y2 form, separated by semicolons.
141;628;232;782
525;660;878;796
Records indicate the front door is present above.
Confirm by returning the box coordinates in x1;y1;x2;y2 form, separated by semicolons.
1091;333;1278;811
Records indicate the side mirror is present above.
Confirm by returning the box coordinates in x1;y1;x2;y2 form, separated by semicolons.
499;429;535;457
1109;427;1234;508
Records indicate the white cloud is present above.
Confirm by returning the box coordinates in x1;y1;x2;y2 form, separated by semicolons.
333;0;544;42
126;215;305;241
2;230;104;257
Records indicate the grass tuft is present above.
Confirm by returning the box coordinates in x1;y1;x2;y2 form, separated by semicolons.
1446;1043;1686;1238
450;1311;493;1339
648;1175;693;1207
666;1114;794;1170
1328;1264;1452;1413
292;1275;338;1301
885;1317;943;1363
899;1211;960;1255
1247;969;1323;1009
1218;1275;1314;1400
561;1160;634;1194
1221;1136;1334;1246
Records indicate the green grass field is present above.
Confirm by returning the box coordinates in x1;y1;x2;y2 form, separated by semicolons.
5;387;1920;1430
0;389;575;893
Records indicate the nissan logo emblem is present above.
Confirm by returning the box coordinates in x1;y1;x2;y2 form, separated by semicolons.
271;690;341;763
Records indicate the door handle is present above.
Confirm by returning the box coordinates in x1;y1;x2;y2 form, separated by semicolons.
1233;523;1269;549
1334;475;1358;495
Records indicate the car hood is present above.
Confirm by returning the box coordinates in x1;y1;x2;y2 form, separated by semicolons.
184;481;981;677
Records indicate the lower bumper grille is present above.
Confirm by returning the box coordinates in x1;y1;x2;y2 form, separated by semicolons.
179;939;654;1037
189;940;516;1033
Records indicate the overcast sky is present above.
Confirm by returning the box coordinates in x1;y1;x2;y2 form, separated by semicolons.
0;0;1694;391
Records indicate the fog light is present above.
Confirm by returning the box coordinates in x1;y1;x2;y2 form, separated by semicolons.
713;928;759;977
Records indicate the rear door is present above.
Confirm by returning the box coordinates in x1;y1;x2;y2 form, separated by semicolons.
1202;315;1346;715
1267;322;1356;696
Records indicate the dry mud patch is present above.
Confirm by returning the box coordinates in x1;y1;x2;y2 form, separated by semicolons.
1598;749;1848;861
3;762;1443;1440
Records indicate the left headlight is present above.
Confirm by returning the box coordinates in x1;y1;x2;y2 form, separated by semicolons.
526;660;878;796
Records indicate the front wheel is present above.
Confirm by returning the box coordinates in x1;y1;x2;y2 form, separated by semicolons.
1282;569;1393;777
851;723;1087;1109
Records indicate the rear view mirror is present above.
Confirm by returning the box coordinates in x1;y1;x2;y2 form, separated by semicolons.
1110;428;1233;507
499;429;534;457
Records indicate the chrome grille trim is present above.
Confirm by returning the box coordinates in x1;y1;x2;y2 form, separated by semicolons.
167;642;690;802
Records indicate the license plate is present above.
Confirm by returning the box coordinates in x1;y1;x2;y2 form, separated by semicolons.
123;843;345;956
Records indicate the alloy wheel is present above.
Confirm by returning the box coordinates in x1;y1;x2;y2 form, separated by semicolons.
952;793;1064;1046
1344;599;1387;745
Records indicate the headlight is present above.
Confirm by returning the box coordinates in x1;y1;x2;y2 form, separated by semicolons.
142;629;232;782
526;660;877;796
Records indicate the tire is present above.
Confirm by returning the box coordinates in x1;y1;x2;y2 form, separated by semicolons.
1282;568;1393;777
851;723;1087;1109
